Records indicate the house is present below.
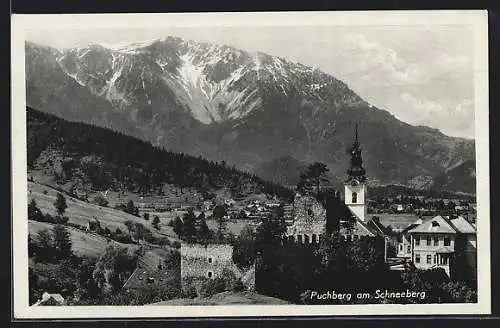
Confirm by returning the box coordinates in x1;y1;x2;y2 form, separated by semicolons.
396;218;423;258
406;215;477;279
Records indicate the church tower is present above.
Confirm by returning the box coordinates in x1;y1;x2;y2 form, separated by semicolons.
344;124;368;222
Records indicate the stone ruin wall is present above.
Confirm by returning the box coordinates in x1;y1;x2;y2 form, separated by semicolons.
180;243;256;292
180;244;234;280
286;195;327;241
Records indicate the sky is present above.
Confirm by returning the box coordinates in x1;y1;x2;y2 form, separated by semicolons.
26;25;475;139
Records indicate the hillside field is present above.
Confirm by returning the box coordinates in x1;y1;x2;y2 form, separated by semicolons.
28;181;171;238
28;220;140;258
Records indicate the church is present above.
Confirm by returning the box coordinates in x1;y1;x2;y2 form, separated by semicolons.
285;125;387;244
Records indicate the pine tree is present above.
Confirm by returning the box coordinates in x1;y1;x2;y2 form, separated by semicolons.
213;205;228;242
297;162;330;197
52;224;72;258
54;193;67;217
28;199;44;221
152;216;160;230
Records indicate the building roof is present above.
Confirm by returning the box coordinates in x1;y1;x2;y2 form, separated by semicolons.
408;216;457;234
449;216;476;234
434;246;455;253
366;217;392;236
375;214;419;232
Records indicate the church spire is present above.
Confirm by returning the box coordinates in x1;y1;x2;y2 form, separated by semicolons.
347;124;366;182
353;123;360;149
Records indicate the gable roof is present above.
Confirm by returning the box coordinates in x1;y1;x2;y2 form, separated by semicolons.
408;216;457;234
449;216;476;234
356;217;377;237
366;217;392;237
343;208;377;237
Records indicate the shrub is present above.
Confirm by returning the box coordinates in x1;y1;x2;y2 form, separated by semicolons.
181;276;200;299
55;216;69;225
92;194;109;207
232;279;246;292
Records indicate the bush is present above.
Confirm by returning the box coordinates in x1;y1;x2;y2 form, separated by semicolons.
232;279;246;292
55;216;69;225
92;195;109;207
199;278;226;298
181;277;200;299
164;250;180;270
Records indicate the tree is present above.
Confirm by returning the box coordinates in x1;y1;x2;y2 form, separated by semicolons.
54;193;68;217
181;210;197;241
232;225;256;268
195;212;211;242
52;224;72;258
152;216;160;230
92;245;137;293
440;281;477;303
124;220;134;235
297;162;330;197
28;199;44;221
133;223;146;242
125;200;138;216
75;258;101;300
92;194;109;207
212;204;228;241
35;228;54;260
172;217;183;236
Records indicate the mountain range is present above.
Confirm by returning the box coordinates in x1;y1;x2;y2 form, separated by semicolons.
25;36;476;192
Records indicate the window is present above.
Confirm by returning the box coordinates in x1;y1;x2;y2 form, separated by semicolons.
399;245;403;251
297;234;303;243
407;245;411;253
426;255;432;264
433;237;439;246
415;254;420;263
352;192;357;203
444;237;451;246
208;257;213;264
312;234;317;244
304;234;310;243
426;236;431;246
207;271;213;278
415;236;420;246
